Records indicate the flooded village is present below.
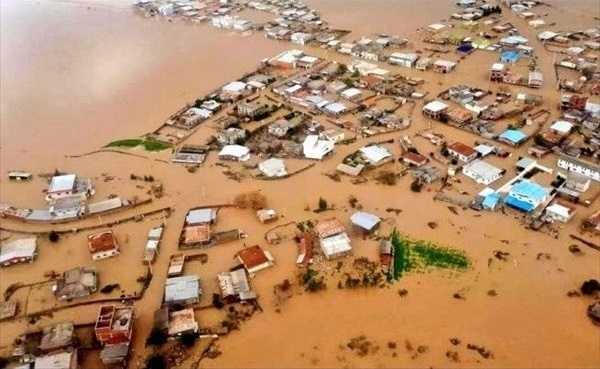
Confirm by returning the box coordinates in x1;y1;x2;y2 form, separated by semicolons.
0;0;599;368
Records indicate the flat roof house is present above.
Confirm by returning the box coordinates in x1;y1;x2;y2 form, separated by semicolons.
268;119;292;138
1;237;37;267
186;208;217;225
528;71;543;88
340;87;362;100
504;180;549;212
237;245;274;274
39;322;75;353
94;305;134;346
389;53;419;68
447;142;478;163
34;350;78;369
565;172;591;192
88;230;120;261
350;211;381;234
433;59;456;73
303;135;334;160
54;267;98;301
258;158;287;177
422;100;448;120
359;145;392;165
498;129;527;146
462;160;504;185
545;202;576;223
219;145;250;162
46;174;93;202
557;153;600;182
164;275;201;306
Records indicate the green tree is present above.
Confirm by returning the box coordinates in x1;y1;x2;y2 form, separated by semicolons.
180;331;198;348
145;327;167;347
145;354;167;369
318;197;328;211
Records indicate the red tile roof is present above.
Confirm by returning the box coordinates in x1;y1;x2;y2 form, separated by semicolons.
88;231;118;254
237;245;269;269
448;142;476;157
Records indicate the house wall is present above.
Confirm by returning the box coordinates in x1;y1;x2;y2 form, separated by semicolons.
463;169;501;185
557;158;600;181
247;262;272;274
92;249;120;261
1;256;33;267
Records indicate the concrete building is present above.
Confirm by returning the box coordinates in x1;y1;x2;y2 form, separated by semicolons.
34;350;78;369
545;202;576;222
350;211;381;234
237;245;274;274
315;218;352;260
54;267;98;301
164;275;201;306
490;63;506;82
94;305;134;346
422;100;448;120
87;230;120;261
557;154;600;181
462;160;504;185
167;308;199;337
218;145;250;162
504;180;549;212
258;158;287;177
432;59;456;73
389;53;419;68
39;322;75;353
565;172;591;192
0;238;37;267
303;135;334;160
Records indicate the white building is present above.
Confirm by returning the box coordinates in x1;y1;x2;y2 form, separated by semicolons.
1;238;37;267
258;158;287;177
222;81;248;94
340;88;362;100
218;145;250;161
324;102;347;116
549;120;573;135
462;160;504;185
545;203;575;222
359;145;392;165
303;135;334;160
389;53;419;68
557;154;600;182
291;32;313;45
320;233;352;260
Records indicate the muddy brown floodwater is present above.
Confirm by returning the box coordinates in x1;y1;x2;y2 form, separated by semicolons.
1;0;599;368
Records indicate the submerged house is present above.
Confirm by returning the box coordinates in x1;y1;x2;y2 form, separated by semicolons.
350;211;381;234
46;174;94;202
0;238;37;267
315;218;352;260
164;275;201;306
504;180;549;212
237;245;274;274
87;230;120;261
54;267;98;301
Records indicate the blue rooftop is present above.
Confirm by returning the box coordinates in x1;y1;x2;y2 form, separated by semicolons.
500;50;521;63
509;181;549;201
499;129;527;144
504;195;535;212
482;193;501;210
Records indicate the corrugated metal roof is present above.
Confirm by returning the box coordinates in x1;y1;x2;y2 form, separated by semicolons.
88;198;122;214
186;208;216;224
350;212;381;230
0;238;37;263
48;174;76;193
165;275;200;303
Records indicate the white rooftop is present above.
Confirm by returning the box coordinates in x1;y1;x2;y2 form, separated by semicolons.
359;145;392;164
491;63;505;71
463;160;503;182
550;120;573;134
325;102;347;114
350;211;381;231
546;203;572;218
423;100;449;113
320;233;352;259
0;238;37;264
186;208;216;224
165;275;200;303
219;145;250;161
341;88;362;98
48;174;76;193
222;81;247;93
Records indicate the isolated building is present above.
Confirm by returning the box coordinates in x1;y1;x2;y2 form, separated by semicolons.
350;211;381;234
504;180;549;212
0;238;37;267
422;101;448;120
219;145;250;161
54;267;98;301
87;230;120;261
164;275;201;306
315;218;352;260
237;245;274;274
462;160;504;185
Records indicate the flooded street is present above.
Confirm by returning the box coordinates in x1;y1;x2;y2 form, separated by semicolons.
1;0;599;368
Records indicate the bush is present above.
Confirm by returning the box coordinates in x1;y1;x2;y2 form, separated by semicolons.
212;293;224;309
48;231;59;243
180;331;198;348
145;327;168;347
100;284;120;294
580;279;600;295
318;197;328;211
410;179;423;192
234;191;267;210
145;354;167;369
